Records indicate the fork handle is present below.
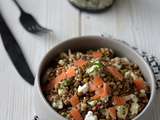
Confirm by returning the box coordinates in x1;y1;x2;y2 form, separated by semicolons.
13;0;24;12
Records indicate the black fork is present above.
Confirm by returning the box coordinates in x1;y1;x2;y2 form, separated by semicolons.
13;0;52;34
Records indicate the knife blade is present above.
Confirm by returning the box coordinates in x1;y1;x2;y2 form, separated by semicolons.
0;14;34;85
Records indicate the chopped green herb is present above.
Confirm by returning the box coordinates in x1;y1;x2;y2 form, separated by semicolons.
86;60;103;74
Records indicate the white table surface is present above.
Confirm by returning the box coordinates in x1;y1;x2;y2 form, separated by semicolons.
0;0;160;120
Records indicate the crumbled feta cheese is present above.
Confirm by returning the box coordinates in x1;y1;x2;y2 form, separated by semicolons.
58;88;65;96
121;58;130;63
124;71;138;80
86;65;98;73
131;72;138;80
116;105;128;119
124;94;138;103
52;99;63;109
111;57;120;62
131;94;138;103
87;100;97;106
130;94;138;103
101;96;109;103
124;94;139;115
58;60;65;65
140;89;145;93
78;83;89;94
140;89;146;97
113;63;122;69
86;60;102;74
124;71;131;78
130;102;139;115
84;111;98;120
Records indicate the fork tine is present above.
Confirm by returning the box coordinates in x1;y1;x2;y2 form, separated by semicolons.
26;24;52;34
35;24;53;33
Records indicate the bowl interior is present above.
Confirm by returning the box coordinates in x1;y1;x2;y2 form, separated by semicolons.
37;36;155;120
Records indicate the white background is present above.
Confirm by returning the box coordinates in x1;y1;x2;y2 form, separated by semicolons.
0;0;160;119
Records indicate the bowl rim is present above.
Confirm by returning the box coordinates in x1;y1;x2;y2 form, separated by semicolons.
36;35;156;120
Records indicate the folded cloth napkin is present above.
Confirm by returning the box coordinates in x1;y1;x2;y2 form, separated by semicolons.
33;40;160;120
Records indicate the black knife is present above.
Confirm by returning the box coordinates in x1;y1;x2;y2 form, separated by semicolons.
0;14;34;85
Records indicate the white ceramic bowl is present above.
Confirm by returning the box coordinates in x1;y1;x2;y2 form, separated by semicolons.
34;36;156;120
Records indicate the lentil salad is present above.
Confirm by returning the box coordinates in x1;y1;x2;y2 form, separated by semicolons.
41;48;150;120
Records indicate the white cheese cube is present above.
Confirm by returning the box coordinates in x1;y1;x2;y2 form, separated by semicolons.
116;105;128;119
78;83;89;94
130;102;139;115
52;99;63;109
58;88;65;96
140;89;146;97
87;100;97;106
58;59;65;65
84;111;98;120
